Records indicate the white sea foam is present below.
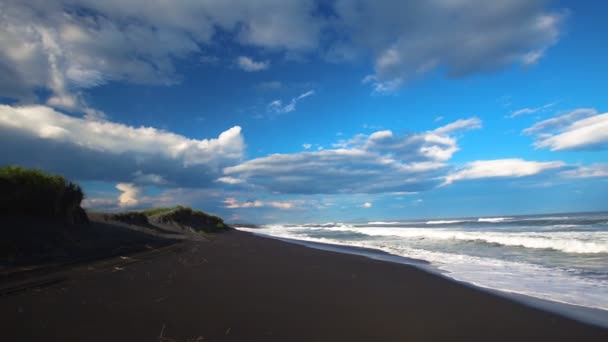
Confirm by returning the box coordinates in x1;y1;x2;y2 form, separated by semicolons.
425;220;466;224
478;217;512;223
323;227;608;254
255;224;608;254
242;213;608;316
238;225;608;311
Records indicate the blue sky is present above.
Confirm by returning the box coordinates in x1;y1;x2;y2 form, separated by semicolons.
0;0;607;223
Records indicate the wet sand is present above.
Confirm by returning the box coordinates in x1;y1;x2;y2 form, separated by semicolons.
1;230;606;341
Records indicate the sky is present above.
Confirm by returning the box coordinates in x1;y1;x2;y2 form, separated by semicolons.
0;0;607;223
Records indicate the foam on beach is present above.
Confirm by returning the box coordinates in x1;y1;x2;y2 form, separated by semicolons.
238;212;608;317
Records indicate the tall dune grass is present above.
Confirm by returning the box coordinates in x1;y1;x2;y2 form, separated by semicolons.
0;165;86;223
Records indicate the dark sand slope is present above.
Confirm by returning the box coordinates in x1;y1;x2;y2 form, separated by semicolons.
1;231;606;341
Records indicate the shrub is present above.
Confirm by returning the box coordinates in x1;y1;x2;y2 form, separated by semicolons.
0;165;87;223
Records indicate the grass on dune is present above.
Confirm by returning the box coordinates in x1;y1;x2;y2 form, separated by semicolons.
0;165;86;223
108;206;228;233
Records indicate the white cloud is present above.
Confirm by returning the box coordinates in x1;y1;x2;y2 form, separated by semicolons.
236;56;269;72
81;197;117;210
216;177;244;185
432;117;482;135
336;1;563;92
523;108;608;151
0;104;244;186
0;1;563;104
362;202;372;208
302;143;312;150
508;102;555;118
434;116;444;122
268;90;315;114
443;158;565;186
362;117;481;162
0;104;243;166
511;108;537;117
523;108;597;135
296;90;315;100
0;0;322;106
224;197;295;210
116;183;140;207
223;118;479;194
361;74;403;94
560;164;608;179
537;115;608;151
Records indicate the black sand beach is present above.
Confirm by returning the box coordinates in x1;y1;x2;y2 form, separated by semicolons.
1;230;606;341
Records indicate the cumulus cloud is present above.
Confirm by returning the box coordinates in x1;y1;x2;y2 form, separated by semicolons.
0;104;244;186
236;56;269;72
268;90;315;114
116;183;140;207
335;0;563;92
0;0;322;106
0;0;563;104
560;164;608;179
362;117;481;162
362;202;372;208
223;118;480;194
443;158;565;186
524;108;608;151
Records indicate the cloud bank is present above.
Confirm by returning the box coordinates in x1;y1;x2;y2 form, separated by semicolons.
334;0;563;92
0;104;244;186
0;0;563;106
223;118;481;194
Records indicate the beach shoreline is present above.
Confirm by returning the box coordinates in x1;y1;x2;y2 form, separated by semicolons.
1;230;606;341
253;232;608;329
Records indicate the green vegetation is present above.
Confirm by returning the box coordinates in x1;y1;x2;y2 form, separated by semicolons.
0;165;226;233
108;205;228;233
153;206;227;233
139;207;175;217
0;166;87;223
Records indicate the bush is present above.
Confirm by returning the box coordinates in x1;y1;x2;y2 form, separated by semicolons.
0;165;87;223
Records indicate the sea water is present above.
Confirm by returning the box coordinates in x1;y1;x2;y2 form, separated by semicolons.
237;212;608;323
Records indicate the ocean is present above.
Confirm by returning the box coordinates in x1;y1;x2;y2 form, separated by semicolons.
237;211;608;323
